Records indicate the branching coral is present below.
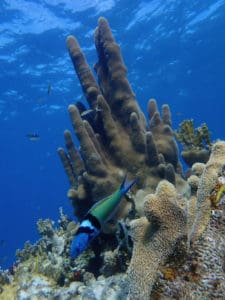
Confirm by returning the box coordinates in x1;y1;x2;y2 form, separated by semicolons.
174;119;212;166
174;119;212;167
127;180;187;300
57;17;187;220
16;208;78;285
174;120;211;149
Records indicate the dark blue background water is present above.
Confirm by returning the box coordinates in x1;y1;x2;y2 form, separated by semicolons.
1;0;225;269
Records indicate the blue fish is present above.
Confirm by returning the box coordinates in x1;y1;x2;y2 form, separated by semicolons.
71;176;136;259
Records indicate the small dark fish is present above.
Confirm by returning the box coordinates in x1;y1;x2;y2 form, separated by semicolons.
47;84;51;95
76;101;87;114
81;108;99;119
76;101;103;133
26;133;40;141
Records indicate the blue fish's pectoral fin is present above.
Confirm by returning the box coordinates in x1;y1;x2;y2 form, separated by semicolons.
120;175;136;195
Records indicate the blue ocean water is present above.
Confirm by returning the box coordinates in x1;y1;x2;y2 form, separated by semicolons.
0;0;225;270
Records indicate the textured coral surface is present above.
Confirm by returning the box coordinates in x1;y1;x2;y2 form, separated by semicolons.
128;181;187;300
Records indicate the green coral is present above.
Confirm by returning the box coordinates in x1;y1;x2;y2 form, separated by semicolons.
174;119;212;166
174;119;211;150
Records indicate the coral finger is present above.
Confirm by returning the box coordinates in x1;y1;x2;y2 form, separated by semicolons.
97;95;119;142
57;147;77;187
63;130;85;177
149;111;161;129
95;18;146;129
68;184;89;218
165;163;176;185
66;35;100;107
69;105;106;176
162;104;171;126
83;120;108;165
98;18;127;78
145;131;159;166
148;98;158;120
130;112;146;153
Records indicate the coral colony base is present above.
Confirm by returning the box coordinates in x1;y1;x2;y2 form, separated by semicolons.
1;17;225;300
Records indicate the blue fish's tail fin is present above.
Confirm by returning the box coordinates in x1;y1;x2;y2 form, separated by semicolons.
120;175;136;195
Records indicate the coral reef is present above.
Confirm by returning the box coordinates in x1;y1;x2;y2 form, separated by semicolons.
1;17;225;300
15;208;79;286
0;209;129;299
174;119;212;167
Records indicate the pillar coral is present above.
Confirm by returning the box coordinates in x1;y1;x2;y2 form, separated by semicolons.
57;17;186;218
